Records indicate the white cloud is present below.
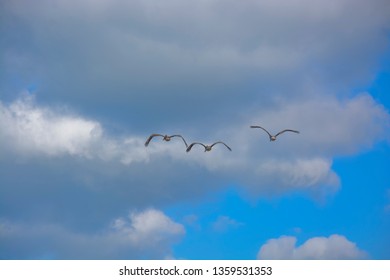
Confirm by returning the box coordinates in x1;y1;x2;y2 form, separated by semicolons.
0;94;102;157
0;208;185;259
257;234;368;259
112;208;185;246
0;94;154;164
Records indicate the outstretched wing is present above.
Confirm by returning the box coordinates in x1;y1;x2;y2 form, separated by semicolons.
250;125;273;138
274;129;300;137
144;134;164;146
211;141;232;151
170;135;188;148
186;142;206;152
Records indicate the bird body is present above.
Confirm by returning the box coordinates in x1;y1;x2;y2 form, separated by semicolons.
250;125;299;141
145;134;188;147
186;141;232;152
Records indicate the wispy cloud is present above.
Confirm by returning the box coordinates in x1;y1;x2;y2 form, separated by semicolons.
211;215;244;233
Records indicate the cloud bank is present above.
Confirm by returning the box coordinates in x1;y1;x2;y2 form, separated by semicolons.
1;0;390;128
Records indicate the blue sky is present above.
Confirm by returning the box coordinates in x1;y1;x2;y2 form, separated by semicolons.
1;0;390;259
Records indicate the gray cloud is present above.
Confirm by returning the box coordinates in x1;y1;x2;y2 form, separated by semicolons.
0;208;185;259
1;0;389;130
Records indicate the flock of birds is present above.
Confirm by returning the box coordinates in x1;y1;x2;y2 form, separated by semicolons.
144;125;300;152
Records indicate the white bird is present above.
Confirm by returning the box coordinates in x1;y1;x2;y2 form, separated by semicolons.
145;134;188;148
250;125;299;141
186;141;232;152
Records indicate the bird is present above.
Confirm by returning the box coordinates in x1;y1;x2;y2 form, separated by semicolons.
250;125;299;141
186;141;232;152
144;134;188;148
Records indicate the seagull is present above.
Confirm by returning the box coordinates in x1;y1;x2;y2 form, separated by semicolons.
250;125;299;141
145;134;188;148
186;141;232;152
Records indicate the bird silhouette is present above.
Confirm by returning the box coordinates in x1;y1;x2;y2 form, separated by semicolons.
186;141;232;152
250;125;299;141
145;134;188;148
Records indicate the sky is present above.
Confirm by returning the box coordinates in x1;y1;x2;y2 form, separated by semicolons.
1;0;390;260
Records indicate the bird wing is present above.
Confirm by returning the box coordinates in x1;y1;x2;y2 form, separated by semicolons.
250;125;273;138
274;129;300;137
170;135;188;148
144;134;164;146
186;142;206;152
211;141;232;151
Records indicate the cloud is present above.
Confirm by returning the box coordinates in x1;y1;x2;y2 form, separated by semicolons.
211;215;243;233
0;94;157;164
257;234;368;259
0;94;103;157
224;93;389;194
1;92;388;199
1;0;389;129
0;208;185;259
1;0;389;199
244;93;390;156
112;208;185;246
0;95;231;230
254;158;339;191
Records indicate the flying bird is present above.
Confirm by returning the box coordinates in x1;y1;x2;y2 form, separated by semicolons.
186;141;232;152
145;134;188;148
250;125;299;141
